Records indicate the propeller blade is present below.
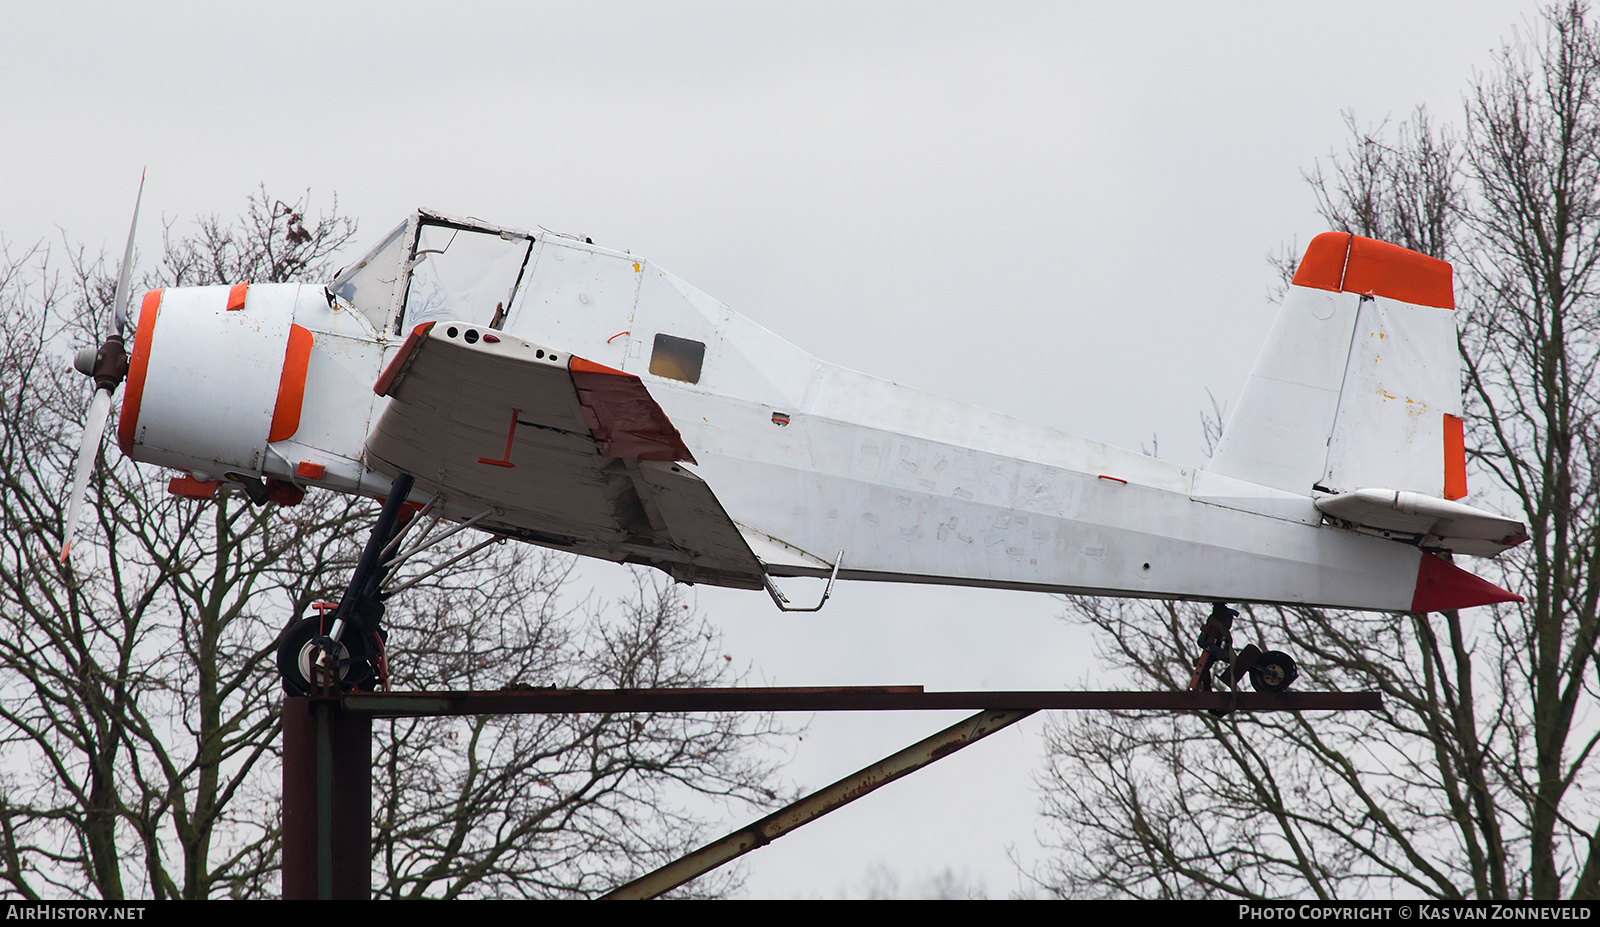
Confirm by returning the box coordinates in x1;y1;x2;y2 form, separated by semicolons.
60;389;113;563
110;169;146;338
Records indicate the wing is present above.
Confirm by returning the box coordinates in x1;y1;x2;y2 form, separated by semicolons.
365;321;765;589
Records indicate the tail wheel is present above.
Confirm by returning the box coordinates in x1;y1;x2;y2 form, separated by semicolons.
1248;650;1300;694
277;616;375;695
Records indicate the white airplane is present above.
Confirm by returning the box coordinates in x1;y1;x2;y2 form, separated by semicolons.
63;196;1528;695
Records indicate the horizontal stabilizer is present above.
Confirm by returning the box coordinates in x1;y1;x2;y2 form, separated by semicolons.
1315;488;1529;558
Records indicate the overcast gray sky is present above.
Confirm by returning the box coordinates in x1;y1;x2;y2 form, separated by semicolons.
2;0;1539;898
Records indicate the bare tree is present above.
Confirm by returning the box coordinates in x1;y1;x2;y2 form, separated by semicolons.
371;562;786;899
0;190;787;899
0;195;363;899
1036;2;1600;901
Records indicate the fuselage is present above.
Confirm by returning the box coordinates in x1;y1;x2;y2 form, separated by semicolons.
115;213;1515;613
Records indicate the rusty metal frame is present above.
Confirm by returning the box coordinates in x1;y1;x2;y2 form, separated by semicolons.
600;708;1034;900
335;685;1380;716
283;685;1381;899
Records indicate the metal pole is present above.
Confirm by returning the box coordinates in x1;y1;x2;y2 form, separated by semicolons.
600;708;1034;900
282;697;374;900
316;702;334;900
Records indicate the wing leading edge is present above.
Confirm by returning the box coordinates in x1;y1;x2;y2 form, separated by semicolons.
365;321;765;589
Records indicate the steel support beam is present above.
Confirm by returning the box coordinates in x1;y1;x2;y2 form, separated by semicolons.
600;708;1035;900
339;686;1381;716
283;685;1379;900
282;698;372;900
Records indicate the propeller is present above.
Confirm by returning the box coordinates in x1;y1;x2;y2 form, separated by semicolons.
60;171;144;563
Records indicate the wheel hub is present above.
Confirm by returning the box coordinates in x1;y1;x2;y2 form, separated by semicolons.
296;635;351;688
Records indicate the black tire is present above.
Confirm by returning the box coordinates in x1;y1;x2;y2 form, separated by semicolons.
277;616;375;695
1248;650;1299;693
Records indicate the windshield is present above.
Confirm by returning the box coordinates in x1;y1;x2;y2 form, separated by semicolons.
331;221;408;330
401;222;532;331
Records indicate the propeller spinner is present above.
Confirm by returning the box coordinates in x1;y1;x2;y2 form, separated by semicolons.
60;172;144;563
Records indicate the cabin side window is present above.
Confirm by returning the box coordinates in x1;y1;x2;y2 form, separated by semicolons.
649;333;706;384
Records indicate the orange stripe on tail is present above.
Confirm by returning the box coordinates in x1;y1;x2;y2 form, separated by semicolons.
1291;232;1454;309
1443;413;1467;500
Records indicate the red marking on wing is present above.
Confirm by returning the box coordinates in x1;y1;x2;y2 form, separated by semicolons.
1443;413;1467;501
478;408;520;468
568;356;696;463
373;322;436;397
269;324;314;443
295;461;326;480
117;289;163;455
226;282;248;311
1411;552;1521;612
1292;232;1454;310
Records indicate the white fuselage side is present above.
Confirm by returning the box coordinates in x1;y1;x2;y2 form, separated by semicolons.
463;235;1420;610
121;222;1518;614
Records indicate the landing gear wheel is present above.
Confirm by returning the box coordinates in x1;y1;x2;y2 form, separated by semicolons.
1248;650;1299;694
277;616;375;695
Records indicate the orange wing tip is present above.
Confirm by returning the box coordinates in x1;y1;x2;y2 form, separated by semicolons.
58;542;71;564
1411;553;1522;612
1292;231;1454;310
569;356;628;377
373;321;436;396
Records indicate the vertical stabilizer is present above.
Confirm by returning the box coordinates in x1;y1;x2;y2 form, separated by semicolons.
1208;233;1464;499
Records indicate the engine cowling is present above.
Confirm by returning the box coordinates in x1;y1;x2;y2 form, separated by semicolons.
118;282;312;480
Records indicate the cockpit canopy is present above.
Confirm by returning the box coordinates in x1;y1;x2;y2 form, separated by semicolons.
330;209;538;335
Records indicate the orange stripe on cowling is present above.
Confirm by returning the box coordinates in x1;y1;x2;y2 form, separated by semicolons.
1290;231;1454;310
1443;413;1467;500
117;289;163;455
226;282;248;311
269;324;314;443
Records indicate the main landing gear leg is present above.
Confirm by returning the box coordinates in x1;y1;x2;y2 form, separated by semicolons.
278;473;416;695
1186;603;1300;700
